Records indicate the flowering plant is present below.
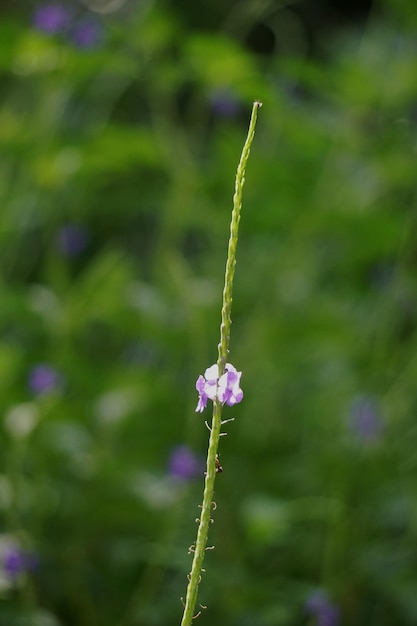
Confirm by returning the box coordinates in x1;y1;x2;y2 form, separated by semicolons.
180;101;261;626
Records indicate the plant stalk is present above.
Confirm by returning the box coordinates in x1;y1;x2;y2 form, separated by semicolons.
180;100;262;626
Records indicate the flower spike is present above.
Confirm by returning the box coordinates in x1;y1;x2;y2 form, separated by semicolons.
181;101;261;626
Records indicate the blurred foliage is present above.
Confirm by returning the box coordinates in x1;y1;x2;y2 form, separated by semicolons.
1;1;417;625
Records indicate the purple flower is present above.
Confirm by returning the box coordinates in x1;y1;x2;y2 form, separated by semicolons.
217;365;243;406
348;395;383;442
195;362;243;413
28;364;63;396
33;4;71;34
209;90;241;118
168;445;203;481
71;18;102;49
306;590;339;626
4;546;38;581
56;224;88;257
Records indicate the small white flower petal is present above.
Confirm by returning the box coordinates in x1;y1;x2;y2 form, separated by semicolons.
204;364;219;381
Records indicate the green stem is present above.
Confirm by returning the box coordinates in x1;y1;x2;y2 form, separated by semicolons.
217;100;262;375
180;101;261;626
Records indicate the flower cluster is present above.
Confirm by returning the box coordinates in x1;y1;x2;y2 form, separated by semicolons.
33;3;69;33
209;89;241;118
195;363;243;413
0;537;38;590
56;223;89;257
348;394;383;443
33;4;103;49
168;445;204;481
4;546;38;581
28;363;64;396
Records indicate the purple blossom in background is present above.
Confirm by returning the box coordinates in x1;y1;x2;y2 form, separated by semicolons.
33;4;71;34
28;364;63;396
195;363;243;413
168;445;203;481
348;394;383;442
209;90;241;118
57;224;88;257
4;546;38;581
71;18;102;49
306;590;340;626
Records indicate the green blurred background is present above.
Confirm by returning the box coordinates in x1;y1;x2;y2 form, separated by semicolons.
1;0;417;624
